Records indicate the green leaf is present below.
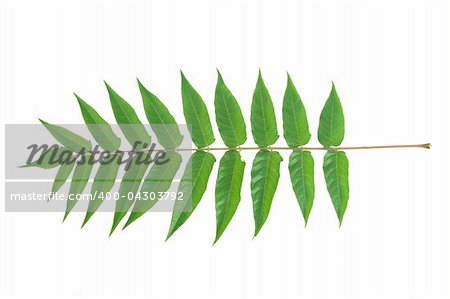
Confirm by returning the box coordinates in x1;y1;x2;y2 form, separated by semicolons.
251;150;282;237
214;70;247;147
323;151;349;225
75;93;121;152
214;150;245;244
250;71;278;147
282;74;311;147
166;151;215;240
181;71;215;148
318;83;345;147
104;82;152;149
39;119;92;153
110;153;151;235
288;150;315;225
82;154;122;227
137;79;183;149
63;154;94;221
124;152;182;229
51;161;76;193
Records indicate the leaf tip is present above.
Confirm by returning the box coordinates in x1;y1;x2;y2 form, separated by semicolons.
81;213;91;228
74;93;85;106
109;222;119;236
331;81;337;92
122;218;134;231
180;69;186;80
216;69;223;82
62;212;69;223
103;81;115;96
80;220;87;229
338;216;344;228
165;233;173;242
165;226;178;241
303;215;309;228
212;232;222;245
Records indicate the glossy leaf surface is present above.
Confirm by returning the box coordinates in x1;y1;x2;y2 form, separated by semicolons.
214;150;245;243
282;74;311;147
214;71;247;147
181;72;215;148
138;80;183;149
105;82;151;149
251;150;282;236
166;151;215;240
250;71;278;147
318;83;345;147
288;150;315;225
323;150;349;225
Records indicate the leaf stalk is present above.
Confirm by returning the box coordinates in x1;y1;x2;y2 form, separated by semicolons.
172;143;431;152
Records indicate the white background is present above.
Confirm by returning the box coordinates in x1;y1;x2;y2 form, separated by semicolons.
1;0;449;298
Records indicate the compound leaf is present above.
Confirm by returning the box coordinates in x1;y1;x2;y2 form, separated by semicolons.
214;70;247;147
318;83;345;147
251;150;282;237
282;74;311;147
138;79;183;149
166;151;215;240
214;150;245;244
288;150;315;225
323;151;349;225
181;72;215;148
250;71;278;147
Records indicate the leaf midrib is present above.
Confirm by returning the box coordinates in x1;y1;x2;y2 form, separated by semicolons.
217;154;240;231
219;84;239;146
184;86;209;147
139;160;177;212
299;153;308;212
172;153;210;227
144;91;179;148
257;87;270;146
257;152;273;228
288;89;301;145
332;153;342;217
